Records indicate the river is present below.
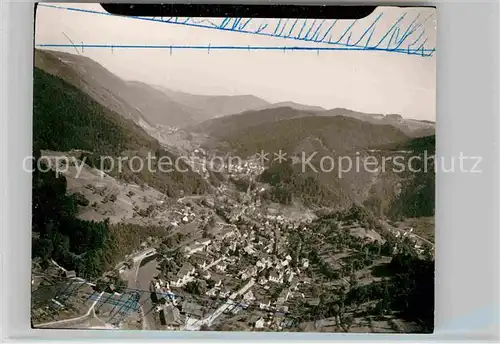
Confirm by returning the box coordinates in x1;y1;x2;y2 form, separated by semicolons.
133;255;160;330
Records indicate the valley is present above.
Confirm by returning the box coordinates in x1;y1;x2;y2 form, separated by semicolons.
31;49;435;334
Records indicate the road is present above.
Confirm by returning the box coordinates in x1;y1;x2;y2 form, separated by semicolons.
36;291;104;328
185;278;256;330
137;258;160;330
118;219;206;330
50;259;68;273
392;227;435;249
176;195;207;203
201;256;225;271
115;248;156;271
411;233;434;247
39;249;159;330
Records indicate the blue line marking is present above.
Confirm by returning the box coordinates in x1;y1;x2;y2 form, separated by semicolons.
319;19;337;42
36;43;435;56
278;19;289;37
387;27;399;49
38;4;435;57
286;19;299;38
310;19;325;42
231;18;242;30
239;18;252;30
407;30;425;50
273;18;282;35
255;22;268;34
352;13;382;46
373;13;406;49
219;17;230;29
303;19;317;40
297;19;308;39
333;19;357;44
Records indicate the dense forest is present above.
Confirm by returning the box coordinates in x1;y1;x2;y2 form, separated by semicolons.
31;68;207;277
388;135;436;219
32;150;112;278
33;67;208;197
259;161;346;206
219;115;408;157
258;134;435;220
31;150;169;278
344;253;434;332
295;252;434;332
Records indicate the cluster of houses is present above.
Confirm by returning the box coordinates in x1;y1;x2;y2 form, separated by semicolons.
146;189;326;331
227;160;265;177
170;203;197;226
388;226;431;256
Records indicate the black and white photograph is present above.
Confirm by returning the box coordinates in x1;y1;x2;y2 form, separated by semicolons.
30;4;436;333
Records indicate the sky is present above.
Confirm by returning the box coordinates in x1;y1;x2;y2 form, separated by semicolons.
35;3;437;121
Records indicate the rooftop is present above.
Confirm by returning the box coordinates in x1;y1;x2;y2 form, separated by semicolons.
163;305;182;325
176;262;195;278
181;301;204;318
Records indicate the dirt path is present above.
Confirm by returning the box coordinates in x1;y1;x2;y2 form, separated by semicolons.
36;291;104;328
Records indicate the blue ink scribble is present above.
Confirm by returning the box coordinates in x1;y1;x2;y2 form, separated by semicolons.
37;4;436;57
35;43;435;56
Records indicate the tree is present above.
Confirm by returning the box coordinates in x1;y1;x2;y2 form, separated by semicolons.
158;297;167;305
32;237;54;261
207;215;216;228
184;280;207;295
172;249;185;266
349;273;358;289
380;241;393;256
202;225;209;239
422;242;434;260
206;279;216;289
341;315;354;332
175;232;185;244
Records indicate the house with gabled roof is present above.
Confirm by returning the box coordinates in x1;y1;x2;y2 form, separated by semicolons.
254;317;266;329
160;305;182;330
242;290;256;302
259;298;271;310
268;269;283;284
276;289;291;305
170;262;195;287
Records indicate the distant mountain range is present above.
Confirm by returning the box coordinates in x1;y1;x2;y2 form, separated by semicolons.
34;49;435;218
35;49;435;139
205;113;410;157
193;105;434;140
191;107;317;136
33;66;209;197
256;101;326;113
153;85;271;120
35;50;296;127
35;49;204;127
187;102;434;215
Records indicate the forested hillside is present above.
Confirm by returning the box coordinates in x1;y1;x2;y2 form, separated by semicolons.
31;154;168;278
216;115;409;157
33;67;208;197
388;135;436;219
257;133;435;219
